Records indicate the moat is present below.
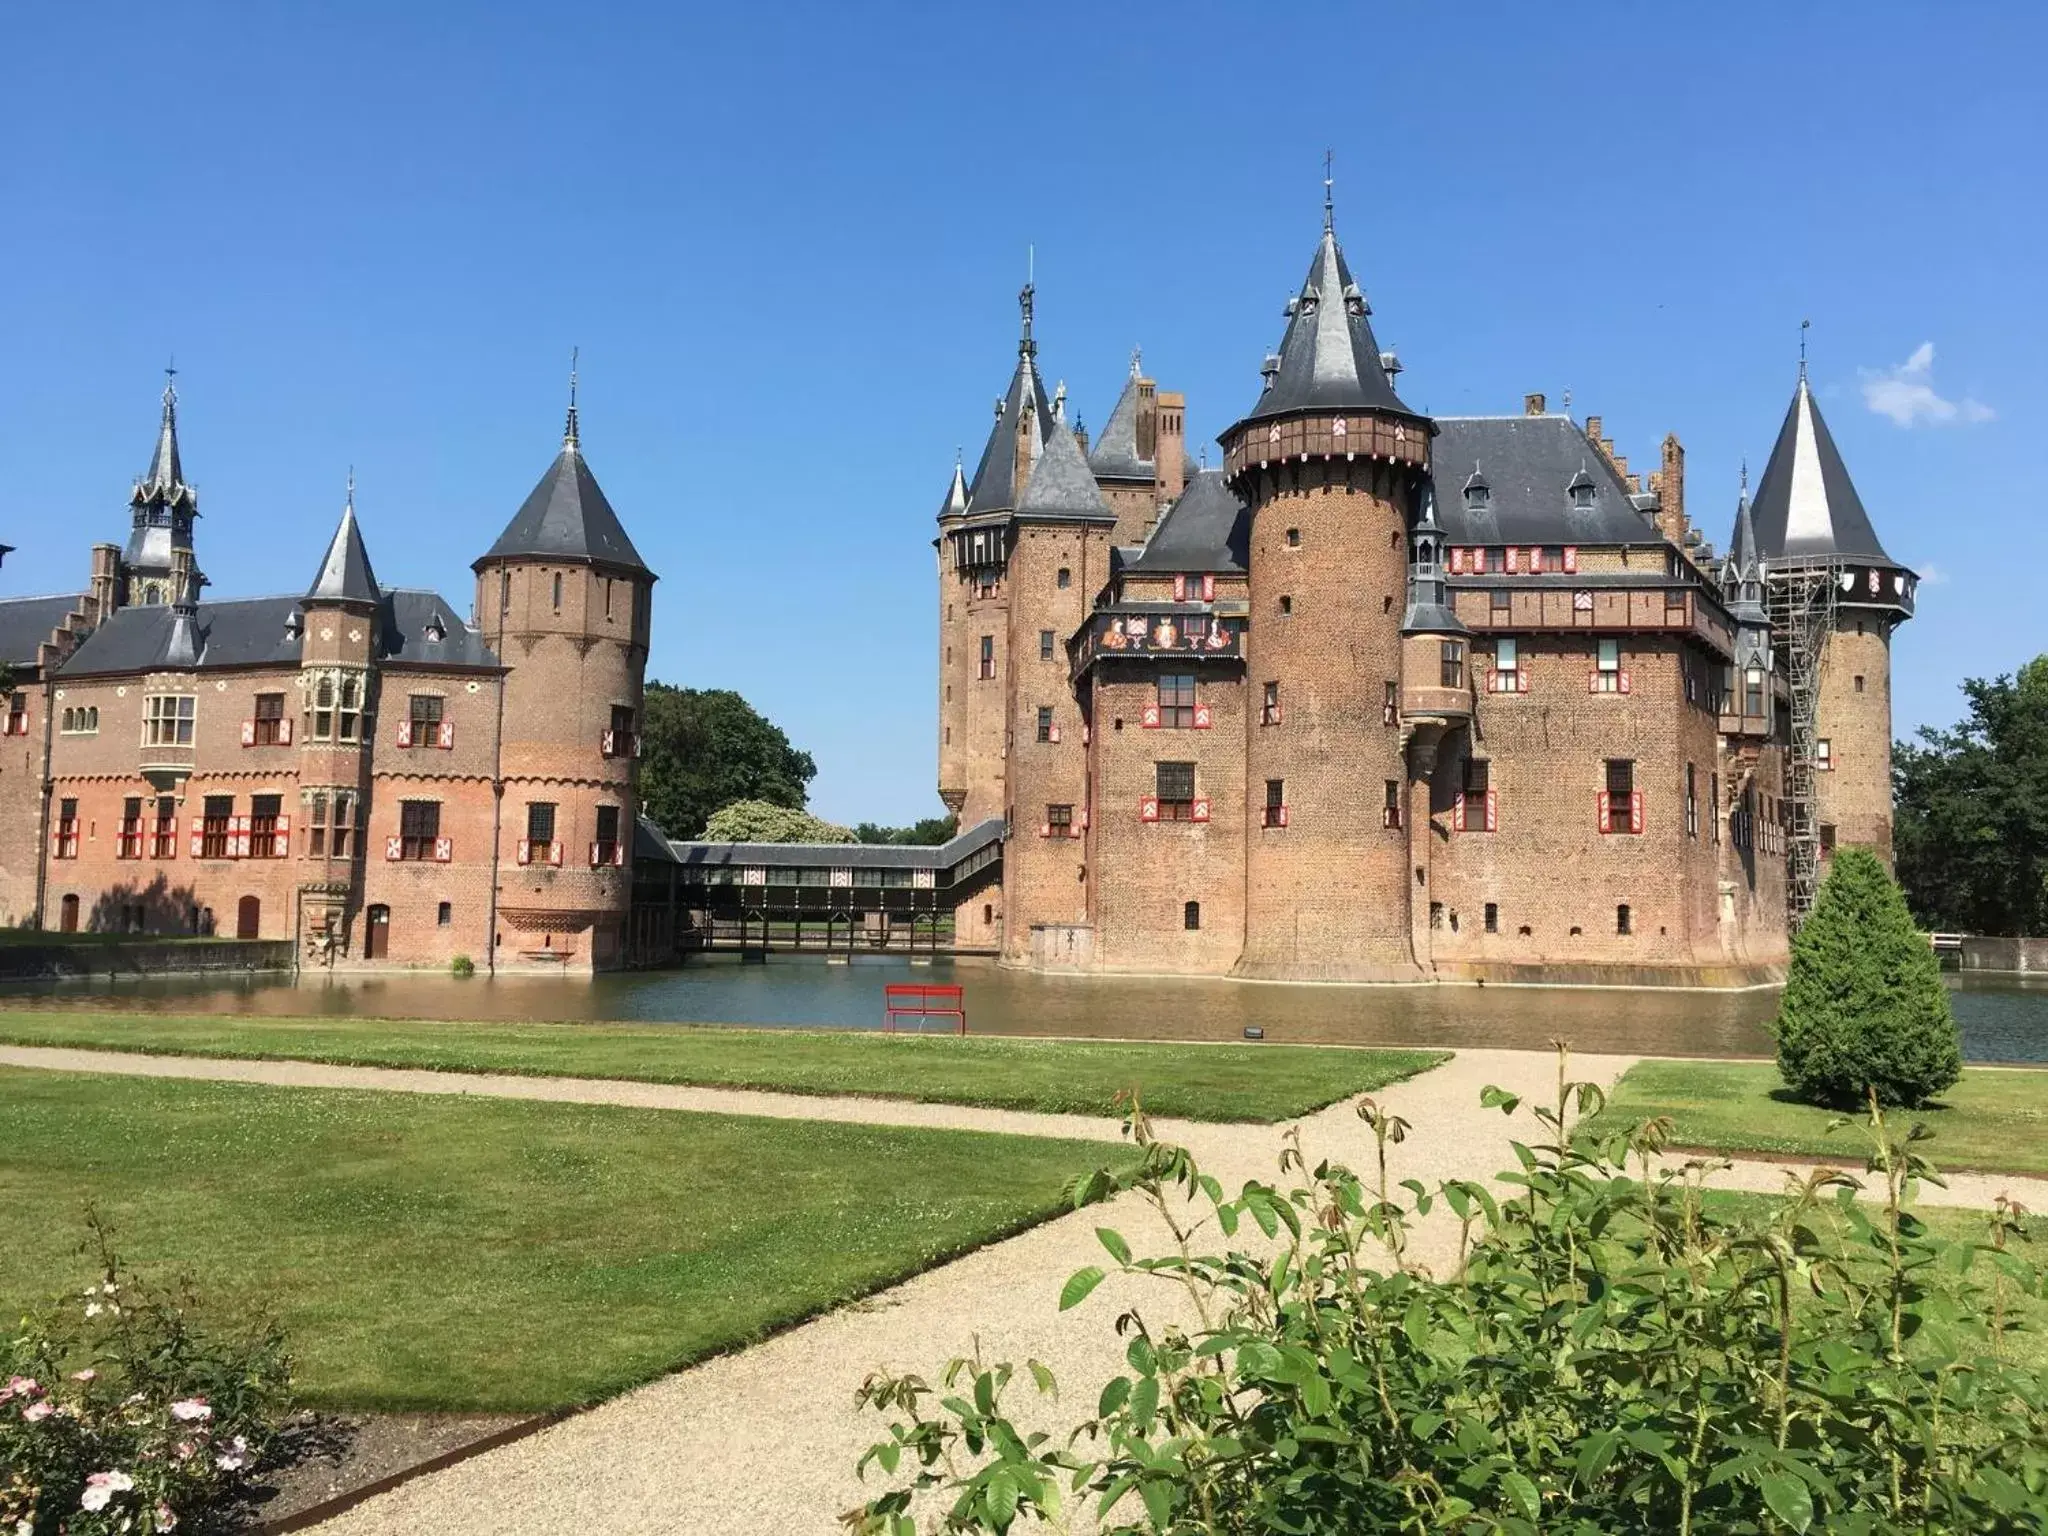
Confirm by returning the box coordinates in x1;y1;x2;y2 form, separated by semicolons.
4;959;2045;1064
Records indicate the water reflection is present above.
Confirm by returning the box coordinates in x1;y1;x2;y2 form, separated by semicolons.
4;959;2043;1063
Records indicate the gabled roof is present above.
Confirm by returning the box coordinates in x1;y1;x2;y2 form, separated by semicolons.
479;444;650;576
1749;373;1894;564
668;817;1005;872
1125;470;1248;574
0;594;88;667
1013;408;1115;524
1088;361;1154;481
1239;215;1414;425
57;589;497;676
1429;416;1659;546
307;490;380;605
963;355;1053;516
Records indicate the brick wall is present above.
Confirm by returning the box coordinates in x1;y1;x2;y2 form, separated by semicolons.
1815;614;1895;865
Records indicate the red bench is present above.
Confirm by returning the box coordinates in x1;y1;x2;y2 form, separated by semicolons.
883;983;966;1035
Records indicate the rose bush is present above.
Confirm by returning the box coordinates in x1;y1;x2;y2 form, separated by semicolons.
0;1217;291;1534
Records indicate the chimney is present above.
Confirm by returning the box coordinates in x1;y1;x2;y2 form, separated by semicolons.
1584;415;1602;444
89;543;121;626
1135;379;1159;462
1524;392;1546;416
1652;433;1688;548
1156;391;1186;503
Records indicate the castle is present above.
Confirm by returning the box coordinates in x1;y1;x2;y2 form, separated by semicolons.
935;197;1916;984
0;375;655;970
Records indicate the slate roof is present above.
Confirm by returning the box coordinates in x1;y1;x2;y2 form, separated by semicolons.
1088;366;1153;481
935;461;969;520
307;497;380;604
1013;410;1115;524
0;594;87;667
57;589;497;677
1124;471;1248;574
1429;416;1659;546
130;382;196;515
667;818;1005;872
479;445;651;576
1240;219;1415;425
1749;374;1895;564
964;355;1053;517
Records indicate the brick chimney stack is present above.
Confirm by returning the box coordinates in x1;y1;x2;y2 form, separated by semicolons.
1651;433;1688;548
1524;392;1546;416
1156;390;1186;503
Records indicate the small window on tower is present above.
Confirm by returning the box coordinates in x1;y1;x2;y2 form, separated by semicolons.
1039;630;1055;662
1261;680;1280;726
1616;903;1632;936
1854;674;1866;693
499;570;511;614
1264;778;1285;828
1484;902;1499;933
1285;527;1301;548
338;677;362;742
979;635;995;680
1155;761;1196;820
1816;739;1832;771
1491;587;1512;615
1036;706;1053;743
552;573;564;612
1183;900;1201;931
1439;640;1464;690
1383;779;1402;830
1279;594;1293;616
437;901;452;927
1056;567;1071;589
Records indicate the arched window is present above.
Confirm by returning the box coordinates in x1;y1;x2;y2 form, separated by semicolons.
1183;900;1201;931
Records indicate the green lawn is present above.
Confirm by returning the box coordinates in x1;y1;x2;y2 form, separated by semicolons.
1584;1058;2048;1176
0;1068;1135;1413
0;1011;1446;1123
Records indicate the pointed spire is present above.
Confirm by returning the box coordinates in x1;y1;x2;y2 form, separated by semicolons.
962;282;1054;516
1749;364;1893;563
564;347;581;451
1322;148;1335;235
937;454;970;520
1014;411;1114;525
132;366;198;513
308;471;381;604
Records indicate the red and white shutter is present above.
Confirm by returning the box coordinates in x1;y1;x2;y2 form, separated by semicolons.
1141;704;1161;729
1485;790;1499;833
1140;796;1160;823
1453;794;1467;832
1562;546;1579;573
1048;723;1061;743
549;841;564;867
1588;671;1601;694
613;842;627;868
1506;547;1520;574
396;719;413;748
1172;576;1186;601
1193;702;1213;730
274;815;291;858
1191;798;1211;823
1630;791;1644;834
517;839;532;865
240;720;256;747
1276;805;1289;827
385;836;402;861
1597;791;1612;834
1618;670;1632;695
279;718;294;745
1201;575;1216;601
438;721;455;749
601;729;616;755
434;837;453;863
191;827;204;857
165;817;177;858
1528;548;1544;573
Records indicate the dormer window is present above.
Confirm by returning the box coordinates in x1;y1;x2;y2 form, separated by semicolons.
1464;473;1491;511
1568;471;1596;512
424;613;447;644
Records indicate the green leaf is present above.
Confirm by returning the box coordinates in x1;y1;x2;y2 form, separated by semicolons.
1097;1375;1130;1416
1129;1374;1160;1429
1760;1471;1814;1533
1059;1266;1106;1312
1573;1428;1621;1487
1096;1227;1132;1265
1140;1478;1174;1528
984;1469;1020;1526
1027;1359;1056;1398
1500;1470;1541;1522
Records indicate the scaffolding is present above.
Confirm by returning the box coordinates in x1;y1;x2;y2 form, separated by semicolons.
1766;558;1841;928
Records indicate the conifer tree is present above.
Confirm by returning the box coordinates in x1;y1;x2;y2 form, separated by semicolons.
1776;847;1961;1108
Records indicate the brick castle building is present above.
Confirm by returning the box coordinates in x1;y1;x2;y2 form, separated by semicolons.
0;374;654;970
935;197;1917;984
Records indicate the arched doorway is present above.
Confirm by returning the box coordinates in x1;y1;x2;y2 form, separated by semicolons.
236;895;261;939
59;894;79;932
364;904;390;960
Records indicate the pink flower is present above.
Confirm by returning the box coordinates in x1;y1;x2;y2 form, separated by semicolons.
174;1440;196;1461
168;1397;211;1422
2;1376;37;1400
71;1368;97;1382
79;1469;135;1512
21;1401;53;1422
155;1501;178;1531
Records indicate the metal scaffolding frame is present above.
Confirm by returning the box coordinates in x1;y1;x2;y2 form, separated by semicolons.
1766;557;1841;928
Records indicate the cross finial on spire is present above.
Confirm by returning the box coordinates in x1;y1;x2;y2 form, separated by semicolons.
1323;149;1334;233
162;360;178;409
564;346;581;450
1740;457;1749;496
1799;318;1810;382
346;465;355;509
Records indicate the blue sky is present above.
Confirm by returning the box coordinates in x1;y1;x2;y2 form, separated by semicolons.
4;3;2039;824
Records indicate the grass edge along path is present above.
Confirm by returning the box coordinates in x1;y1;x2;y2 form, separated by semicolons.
0;1011;1448;1123
0;1066;1141;1414
1584;1057;2048;1177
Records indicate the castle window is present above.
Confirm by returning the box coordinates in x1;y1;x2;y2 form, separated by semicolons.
1279;594;1293;615
333;792;359;858
552;573;563;612
250;794;283;858
1854;674;1866;693
1604;759;1638;835
438;901;452;927
312;677;334;740
1598;639;1620;673
1570;475;1596;512
1820;823;1837;853
1261;681;1281;726
1383;779;1402;830
1495;638;1519;687
608;705;637;757
1057;567;1071;589
5;693;26;735
142;582;163;605
605;578;615;622
53;798;79;860
201;795;234;859
1710;771;1720;845
1484;902;1499;933
499;570;511;614
977;576;997;599
1286;528;1300;548
1156;674;1196;729
1491;587;1511;615
1036;706;1054;743
408;694;443;747
61;706;99;734
338;676;362;743
1816;739;1832;771
1543;547;1564;569
979;636;995;680
252;693;285;745
1046;803;1073;837
1685;763;1698;838
527;802;557;846
1616;903;1632;936
398;800;441;861
1465;482;1490;511
143;694;195;748
1040;630;1055;662
1440;640;1465;690
1264;778;1286;829
117;797;144;860
1384;680;1399;727
1183;900;1201;931
308;792;328;857
1485;548;1506;574
1745;667;1765;717
1666;586;1687;611
594;805;622;867
1154;761;1196;821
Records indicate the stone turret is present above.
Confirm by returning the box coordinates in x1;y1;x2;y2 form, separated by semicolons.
125;372;203;607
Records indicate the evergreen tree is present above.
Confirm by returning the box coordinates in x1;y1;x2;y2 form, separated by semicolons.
1777;847;1961;1108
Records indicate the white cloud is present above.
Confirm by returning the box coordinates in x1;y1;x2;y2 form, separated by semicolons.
1859;343;1994;427
1915;564;1946;586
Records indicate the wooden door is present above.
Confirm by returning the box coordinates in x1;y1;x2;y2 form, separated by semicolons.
365;904;390;959
59;894;79;932
236;895;260;940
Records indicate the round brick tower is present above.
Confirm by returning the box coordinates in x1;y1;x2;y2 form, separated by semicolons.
1221;200;1434;980
473;371;655;970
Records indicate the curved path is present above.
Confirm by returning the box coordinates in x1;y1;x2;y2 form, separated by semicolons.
4;1044;2040;1535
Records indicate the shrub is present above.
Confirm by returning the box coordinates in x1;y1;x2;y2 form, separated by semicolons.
850;1051;2048;1534
0;1217;292;1534
1777;847;1962;1109
701;799;855;844
450;954;476;978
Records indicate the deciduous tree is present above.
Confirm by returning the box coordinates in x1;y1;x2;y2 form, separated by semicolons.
637;683;815;839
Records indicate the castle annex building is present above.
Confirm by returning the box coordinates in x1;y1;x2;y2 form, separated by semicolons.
0;378;655;970
935;201;1917;984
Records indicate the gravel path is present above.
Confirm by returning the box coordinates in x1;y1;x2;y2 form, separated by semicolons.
9;1042;2035;1533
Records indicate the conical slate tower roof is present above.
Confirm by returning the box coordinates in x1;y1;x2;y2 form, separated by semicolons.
1014;396;1114;524
963;285;1054;517
1240;206;1413;425
1088;353;1154;481
1723;482;1768;627
130;375;197;515
308;479;380;604
1749;372;1892;564
478;380;650;575
935;459;969;520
